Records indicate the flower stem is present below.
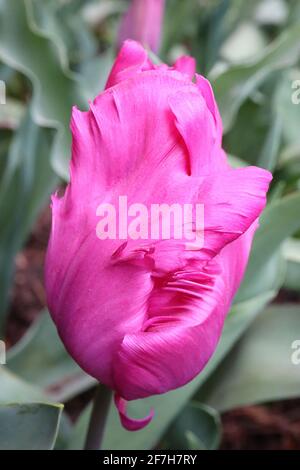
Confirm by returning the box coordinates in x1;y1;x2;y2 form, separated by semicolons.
84;383;112;450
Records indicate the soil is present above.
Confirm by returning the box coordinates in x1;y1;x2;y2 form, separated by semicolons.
5;206;51;348
5;205;300;450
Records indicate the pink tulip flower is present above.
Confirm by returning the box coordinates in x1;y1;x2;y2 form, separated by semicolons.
117;0;165;52
45;40;272;431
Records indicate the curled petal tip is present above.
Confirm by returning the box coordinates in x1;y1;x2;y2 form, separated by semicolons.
114;394;154;431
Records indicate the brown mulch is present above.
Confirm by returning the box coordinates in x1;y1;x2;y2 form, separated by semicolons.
221;402;300;450
5;205;300;450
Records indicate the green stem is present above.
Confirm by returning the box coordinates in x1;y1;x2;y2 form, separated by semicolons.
84;383;112;450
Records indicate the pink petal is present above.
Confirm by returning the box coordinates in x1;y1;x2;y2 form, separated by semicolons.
87;72;196;187
196;74;223;146
113;258;228;400
105;40;153;90
173;56;196;79
169;90;218;175
114;394;154;431
117;0;165;53
196;166;272;260
113;221;262;402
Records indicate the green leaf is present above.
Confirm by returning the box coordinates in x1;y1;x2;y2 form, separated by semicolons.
237;191;300;301
257;111;282;171
220;21;267;64
54;412;72;450
224;97;272;166
236;251;286;302
79;51;114;102
255;0;288;26
244;190;300;273
0;366;66;449
0;402;63;450
198;304;300;411
7;311;96;402
0;97;25;129
0;0;86;179
68;291;273;450
31;0;98;67
275;69;300;148
0;366;47;403
212;23;300;132
163;402;221;450
82;0;125;31
283;238;300;291
278;147;300;185
0;112;57;329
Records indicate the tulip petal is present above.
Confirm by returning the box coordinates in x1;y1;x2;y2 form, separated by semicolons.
173;56;196;79
86;72;195;187
113;222;260;402
105;40;153;89
106;40;197;91
196;74;223;146
114;394;154;431
113;257;227;400
196;166;272;259
117;0;165;53
169;91;217;175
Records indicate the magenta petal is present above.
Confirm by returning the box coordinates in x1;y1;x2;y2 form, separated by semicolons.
197;166;272;259
196;74;223;145
105;40;153;89
114;394;154;431
113;259;227;400
117;0;165;53
169;90;217;175
173;56;196;79
45;41;272;431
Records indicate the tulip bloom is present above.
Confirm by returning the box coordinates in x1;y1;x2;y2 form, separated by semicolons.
45;41;272;431
118;0;165;52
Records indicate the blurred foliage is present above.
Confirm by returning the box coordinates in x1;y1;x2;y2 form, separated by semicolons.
197;304;300;410
0;0;300;450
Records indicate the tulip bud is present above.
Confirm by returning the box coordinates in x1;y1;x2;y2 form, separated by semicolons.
118;0;165;52
45;41;272;431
